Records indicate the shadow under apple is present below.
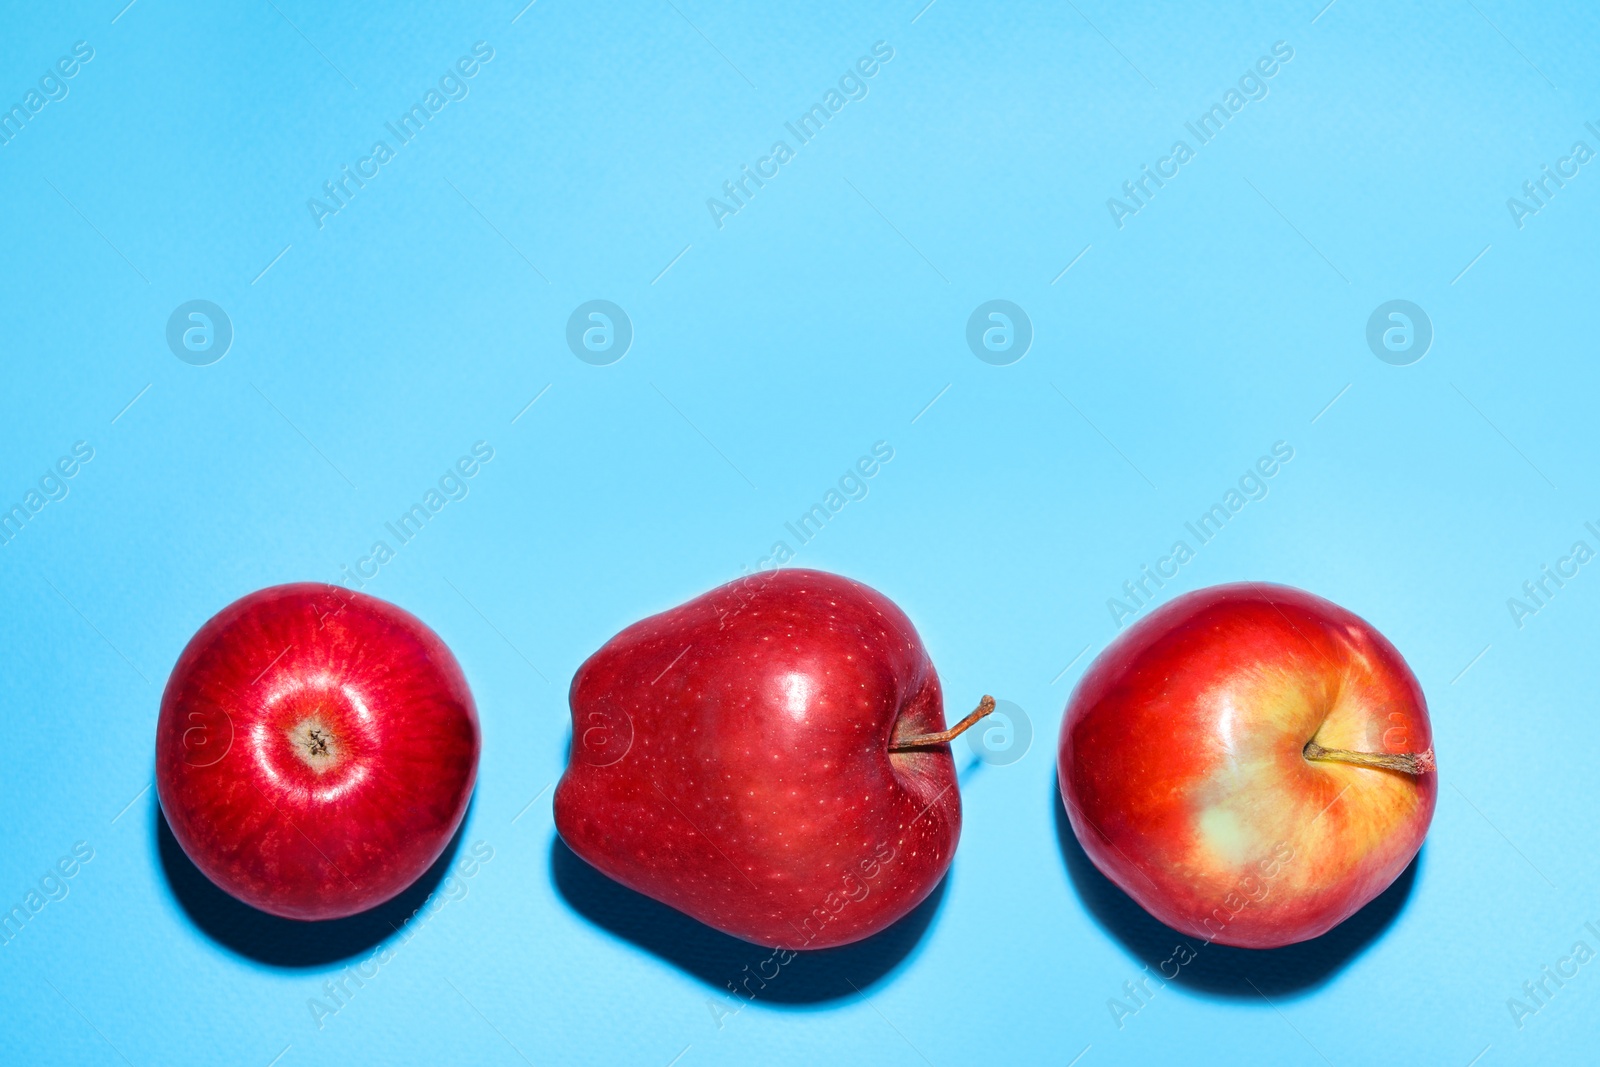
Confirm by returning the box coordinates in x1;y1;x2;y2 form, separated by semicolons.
550;835;946;1004
1051;778;1420;999
156;799;469;968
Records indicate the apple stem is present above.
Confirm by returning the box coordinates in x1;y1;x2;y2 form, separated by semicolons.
889;696;996;751
1303;740;1436;776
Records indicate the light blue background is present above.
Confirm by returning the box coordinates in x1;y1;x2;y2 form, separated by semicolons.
3;1;1597;1063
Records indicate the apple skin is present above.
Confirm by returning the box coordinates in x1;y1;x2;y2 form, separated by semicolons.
1058;582;1436;949
554;569;961;950
156;583;480;921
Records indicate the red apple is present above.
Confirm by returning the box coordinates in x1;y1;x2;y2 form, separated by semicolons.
1058;582;1436;948
156;583;480;920
554;569;991;950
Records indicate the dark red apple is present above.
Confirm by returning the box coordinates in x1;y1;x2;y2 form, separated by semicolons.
1059;582;1436;948
156;583;480;920
554;569;991;950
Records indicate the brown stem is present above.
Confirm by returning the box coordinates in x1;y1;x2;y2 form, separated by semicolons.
889;696;996;751
1303;740;1436;776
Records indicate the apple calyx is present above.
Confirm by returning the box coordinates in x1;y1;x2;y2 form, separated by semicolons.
290;716;342;772
1302;739;1436;776
889;695;996;751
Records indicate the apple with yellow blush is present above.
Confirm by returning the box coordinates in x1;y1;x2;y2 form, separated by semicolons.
1058;583;1435;948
